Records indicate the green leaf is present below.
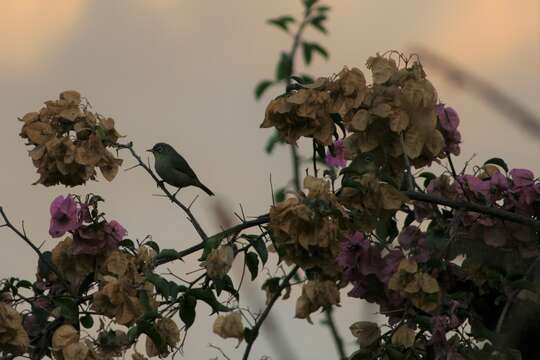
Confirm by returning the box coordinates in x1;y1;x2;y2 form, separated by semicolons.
245;252;259;280
310;15;328;34
119;239;135;250
244;235;268;265
316;5;331;13
350;349;374;360
145;241;160;253
127;326;140;343
53;297;78;322
179;295;197;329
144;326;165;354
265;131;284;154
275;52;292;81
404;211;415;227
80;314;94;329
213;275;238;299
308;42;328;60
145;272;172;300
267;16;296;32
16;280;32;289
255;80;274;100
303;0;317;10
484;157;509;173
274;187;286;203
299;74;314;84
385;346;406;360
154;248;181;264
199;233;226;261
188;288;232;313
418;172;436;188
302;42;313;65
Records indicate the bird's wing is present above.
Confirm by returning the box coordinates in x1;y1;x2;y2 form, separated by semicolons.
171;151;199;180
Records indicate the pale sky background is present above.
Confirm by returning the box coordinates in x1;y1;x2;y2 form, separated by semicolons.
0;1;539;359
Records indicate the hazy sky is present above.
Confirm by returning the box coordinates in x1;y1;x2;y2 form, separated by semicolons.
1;1;539;359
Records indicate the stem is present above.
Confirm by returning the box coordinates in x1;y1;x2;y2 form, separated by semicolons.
242;266;299;360
286;10;311;192
495;256;540;334
0;207;68;288
324;307;346;360
404;191;540;229
153;214;269;267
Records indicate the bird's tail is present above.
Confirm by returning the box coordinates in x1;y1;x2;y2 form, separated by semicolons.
198;182;214;196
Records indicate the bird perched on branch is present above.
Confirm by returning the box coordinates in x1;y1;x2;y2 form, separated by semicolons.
147;142;214;196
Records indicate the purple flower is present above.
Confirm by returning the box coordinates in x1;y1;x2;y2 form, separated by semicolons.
510;168;534;187
72;221;126;256
104;220;127;245
436;103;462;156
325;140;346;168
49;195;81;238
337;232;382;279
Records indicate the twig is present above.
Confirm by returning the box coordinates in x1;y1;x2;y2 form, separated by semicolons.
153;214;270;267
0;207;68;288
324;307;346;360
404;191;540;229
495;256;540;334
209;344;232;360
116;142;209;241
242;265;300;360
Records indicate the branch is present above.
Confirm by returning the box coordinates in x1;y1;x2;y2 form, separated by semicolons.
153;214;270;267
0;207;68;288
242;265;300;360
324;307;346;360
116;142;208;241
405;191;540;229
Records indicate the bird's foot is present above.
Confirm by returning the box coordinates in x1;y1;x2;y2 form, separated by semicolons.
157;180;165;188
172;188;181;199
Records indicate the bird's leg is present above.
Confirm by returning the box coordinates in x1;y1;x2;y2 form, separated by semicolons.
172;187;181;199
157;180;165;188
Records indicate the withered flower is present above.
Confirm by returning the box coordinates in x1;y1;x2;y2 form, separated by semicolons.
269;176;347;278
18;90;123;186
203;245;235;279
0;303;30;355
295;280;340;322
212;311;244;341
145;318;180;357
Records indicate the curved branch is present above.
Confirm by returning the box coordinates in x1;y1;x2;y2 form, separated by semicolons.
0;207;68;288
405;191;540;229
153;214;270;267
242;265;300;360
116;142;208;241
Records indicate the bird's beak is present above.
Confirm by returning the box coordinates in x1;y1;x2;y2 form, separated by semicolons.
146;149;154;153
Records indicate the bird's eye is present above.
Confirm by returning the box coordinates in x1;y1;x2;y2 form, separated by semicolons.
364;154;374;162
155;146;162;153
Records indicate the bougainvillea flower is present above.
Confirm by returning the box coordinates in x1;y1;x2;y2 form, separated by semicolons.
325;139;347;168
105;220;127;245
435;103;461;156
49;195;80;238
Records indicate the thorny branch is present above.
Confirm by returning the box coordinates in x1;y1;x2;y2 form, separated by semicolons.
405;190;540;229
242;265;300;360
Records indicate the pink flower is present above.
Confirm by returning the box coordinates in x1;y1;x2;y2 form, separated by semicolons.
105;220;127;245
72;221;126;256
510;168;534;187
436;103;462;156
49;195;81;238
325;140;346;168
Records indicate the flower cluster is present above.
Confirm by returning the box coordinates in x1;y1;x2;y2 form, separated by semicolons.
269;176;347;278
18;91;123;186
49;194;127;256
261;67;367;145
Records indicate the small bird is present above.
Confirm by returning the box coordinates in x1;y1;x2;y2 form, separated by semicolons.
147;142;214;196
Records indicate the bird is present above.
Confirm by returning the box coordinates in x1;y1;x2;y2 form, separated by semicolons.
147;142;214;196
